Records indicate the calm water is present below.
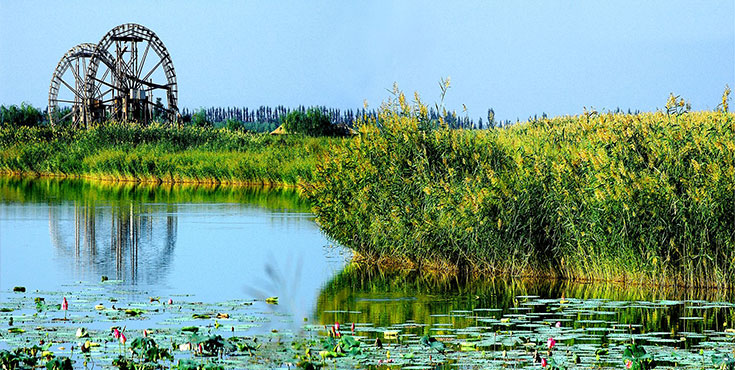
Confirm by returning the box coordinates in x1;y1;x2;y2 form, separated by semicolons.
0;178;349;322
2;177;735;368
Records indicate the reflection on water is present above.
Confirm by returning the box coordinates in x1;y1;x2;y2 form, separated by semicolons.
48;201;177;284
317;265;735;350
5;176;735;359
0;176;310;212
0;177;347;317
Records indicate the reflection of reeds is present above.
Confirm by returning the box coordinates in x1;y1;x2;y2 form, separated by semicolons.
1;176;309;213
316;264;735;335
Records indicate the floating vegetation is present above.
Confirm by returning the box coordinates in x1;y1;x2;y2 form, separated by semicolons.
2;270;735;369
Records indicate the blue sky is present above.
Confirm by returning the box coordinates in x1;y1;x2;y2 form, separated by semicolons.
1;1;733;122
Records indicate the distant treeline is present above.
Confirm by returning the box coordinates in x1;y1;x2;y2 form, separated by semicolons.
2;103;506;131
180;105;510;131
5;102;645;132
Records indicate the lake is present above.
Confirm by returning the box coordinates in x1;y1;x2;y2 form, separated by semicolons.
2;177;734;369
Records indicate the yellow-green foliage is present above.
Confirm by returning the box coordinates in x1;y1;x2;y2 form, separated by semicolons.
306;92;735;286
0;121;338;186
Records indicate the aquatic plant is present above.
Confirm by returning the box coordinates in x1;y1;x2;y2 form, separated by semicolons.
61;297;68;320
622;343;655;370
307;86;735;286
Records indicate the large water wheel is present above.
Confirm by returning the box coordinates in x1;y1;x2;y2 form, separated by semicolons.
48;24;178;126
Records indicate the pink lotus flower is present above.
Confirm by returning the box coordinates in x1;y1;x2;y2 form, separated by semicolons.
541;358;548;367
113;328;121;339
625;359;633;369
120;333;126;345
334;322;340;332
351;323;355;333
61;297;69;320
555;321;561;328
143;329;148;337
168;298;173;305
547;337;556;349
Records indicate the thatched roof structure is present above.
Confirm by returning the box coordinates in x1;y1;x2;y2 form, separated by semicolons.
269;125;288;135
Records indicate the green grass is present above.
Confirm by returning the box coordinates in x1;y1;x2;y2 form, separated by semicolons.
305;92;735;286
0;122;340;186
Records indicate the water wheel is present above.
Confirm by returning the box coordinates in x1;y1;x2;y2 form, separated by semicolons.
48;43;113;126
84;23;179;124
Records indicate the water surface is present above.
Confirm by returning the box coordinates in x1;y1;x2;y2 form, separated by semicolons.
0;177;349;323
2;177;735;368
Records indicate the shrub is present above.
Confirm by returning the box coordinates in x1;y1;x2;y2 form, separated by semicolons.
191;109;212;128
0;103;44;127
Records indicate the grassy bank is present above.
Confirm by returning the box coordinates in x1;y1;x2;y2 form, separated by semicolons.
306;93;735;286
0;122;340;186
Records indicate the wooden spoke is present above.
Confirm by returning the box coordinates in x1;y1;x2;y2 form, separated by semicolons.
137;41;151;79
141;58;164;82
53;99;80;104
59;77;83;100
89;75;119;91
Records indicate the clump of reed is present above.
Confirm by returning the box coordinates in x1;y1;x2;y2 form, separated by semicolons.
306;88;735;287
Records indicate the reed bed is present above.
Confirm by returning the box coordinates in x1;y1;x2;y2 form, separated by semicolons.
306;92;735;286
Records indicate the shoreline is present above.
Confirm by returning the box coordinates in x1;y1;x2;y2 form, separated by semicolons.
3;172;734;290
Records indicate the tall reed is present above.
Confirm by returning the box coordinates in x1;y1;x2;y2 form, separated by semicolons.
306;90;735;286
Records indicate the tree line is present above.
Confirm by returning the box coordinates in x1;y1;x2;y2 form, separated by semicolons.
1;103;514;131
181;105;510;131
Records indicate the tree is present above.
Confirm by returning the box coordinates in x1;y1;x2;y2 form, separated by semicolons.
191;108;211;127
0;103;43;127
487;108;495;129
152;97;166;121
282;107;335;136
225;118;244;131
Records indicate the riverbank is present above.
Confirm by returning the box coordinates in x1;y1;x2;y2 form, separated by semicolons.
306;93;735;287
0;123;341;187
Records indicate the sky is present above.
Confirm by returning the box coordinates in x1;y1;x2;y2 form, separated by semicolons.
0;1;733;122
